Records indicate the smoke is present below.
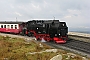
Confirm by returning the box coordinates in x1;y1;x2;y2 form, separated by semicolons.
41;38;47;42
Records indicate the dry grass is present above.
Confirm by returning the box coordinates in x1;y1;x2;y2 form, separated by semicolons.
0;35;53;60
0;35;90;60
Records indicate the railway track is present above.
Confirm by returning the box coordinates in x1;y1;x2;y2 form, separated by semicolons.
44;39;90;58
66;39;90;53
0;33;90;58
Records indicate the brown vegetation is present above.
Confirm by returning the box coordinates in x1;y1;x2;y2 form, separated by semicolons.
0;35;89;60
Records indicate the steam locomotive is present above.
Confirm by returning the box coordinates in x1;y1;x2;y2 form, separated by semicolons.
22;20;68;43
0;20;68;43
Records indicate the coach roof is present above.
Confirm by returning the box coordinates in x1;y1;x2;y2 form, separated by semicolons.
0;21;23;24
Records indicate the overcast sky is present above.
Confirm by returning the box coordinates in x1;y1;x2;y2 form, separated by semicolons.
0;0;90;29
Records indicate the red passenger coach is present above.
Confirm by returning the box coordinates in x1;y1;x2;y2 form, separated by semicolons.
0;21;24;34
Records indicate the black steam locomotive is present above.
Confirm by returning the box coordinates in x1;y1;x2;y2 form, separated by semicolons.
22;20;68;43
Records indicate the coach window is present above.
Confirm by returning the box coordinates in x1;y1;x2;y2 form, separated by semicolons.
1;25;3;28
7;25;10;28
11;25;13;29
15;25;17;29
4;25;6;28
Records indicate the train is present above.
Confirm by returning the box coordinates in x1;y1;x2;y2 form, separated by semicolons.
0;20;68;43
